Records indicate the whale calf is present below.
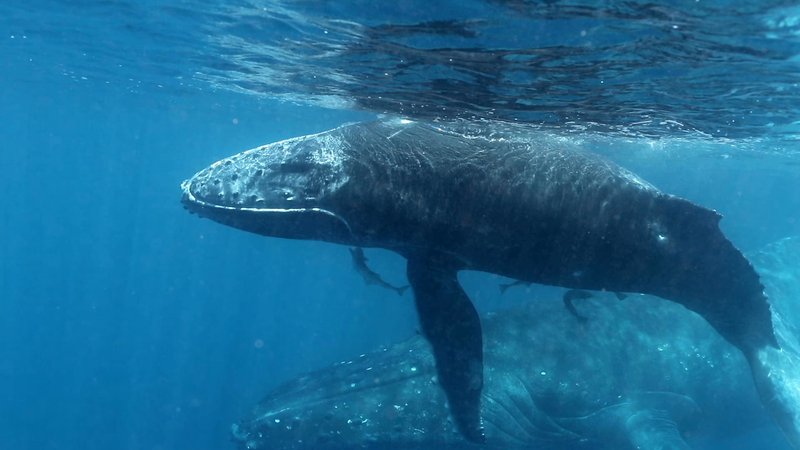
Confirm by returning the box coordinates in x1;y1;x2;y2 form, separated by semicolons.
180;119;797;444
230;295;785;449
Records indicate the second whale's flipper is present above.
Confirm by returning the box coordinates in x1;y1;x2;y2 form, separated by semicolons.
562;289;593;322
561;392;698;450
407;254;484;443
624;409;692;450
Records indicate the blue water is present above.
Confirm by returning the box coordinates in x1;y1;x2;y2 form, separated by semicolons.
1;1;799;449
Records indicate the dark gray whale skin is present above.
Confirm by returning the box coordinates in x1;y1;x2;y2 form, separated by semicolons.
180;119;781;442
230;296;778;450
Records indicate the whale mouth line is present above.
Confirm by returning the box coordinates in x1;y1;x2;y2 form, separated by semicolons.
181;179;354;235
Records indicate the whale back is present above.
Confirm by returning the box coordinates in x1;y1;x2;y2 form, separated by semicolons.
332;121;774;350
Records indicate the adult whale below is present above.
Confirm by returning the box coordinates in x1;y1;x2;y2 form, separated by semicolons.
180;119;796;444
229;295;788;449
232;236;800;449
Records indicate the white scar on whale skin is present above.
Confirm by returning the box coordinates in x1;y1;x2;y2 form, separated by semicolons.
181;180;354;235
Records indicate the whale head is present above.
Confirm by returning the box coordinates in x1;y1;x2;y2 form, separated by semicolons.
181;129;356;244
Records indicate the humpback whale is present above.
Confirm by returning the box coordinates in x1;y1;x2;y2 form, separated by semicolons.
180;119;797;445
230;295;788;449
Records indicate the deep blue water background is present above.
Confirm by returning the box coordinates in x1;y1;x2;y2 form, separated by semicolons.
2;1;800;449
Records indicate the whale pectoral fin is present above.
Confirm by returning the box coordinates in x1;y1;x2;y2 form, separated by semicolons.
621;393;699;450
624;409;690;450
748;348;800;448
562;392;698;449
407;254;485;443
